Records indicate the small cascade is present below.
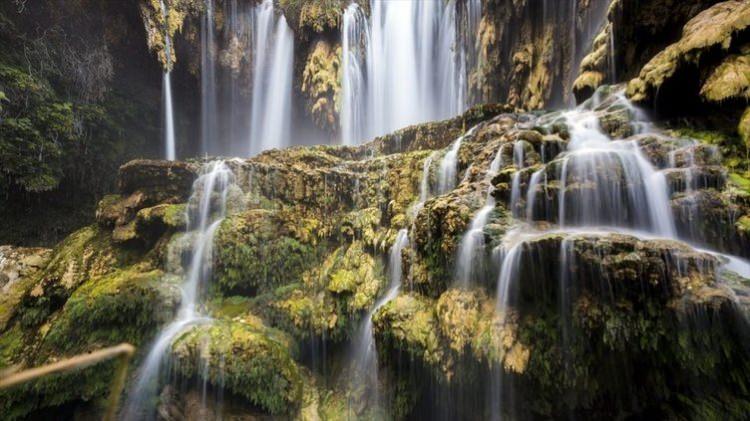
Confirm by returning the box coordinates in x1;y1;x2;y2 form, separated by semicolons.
346;229;410;411
438;136;464;195
411;152;438;217
248;0;294;156
455;146;504;286
521;92;676;237
437;125;481;195
419;153;435;204
123;161;236;420
485;88;750;418
160;0;176;160
340;0;469;145
509;141;527;218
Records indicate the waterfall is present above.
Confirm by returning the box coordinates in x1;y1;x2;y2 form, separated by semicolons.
123;161;236;420
340;0;468;145
346;229;410;410
455;146;504;286
197;0;293;156
341;4;369;146
160;0;176;160
487;89;743;418
248;0;294;156
438;137;464;195
520;92;676;236
200;0;218;155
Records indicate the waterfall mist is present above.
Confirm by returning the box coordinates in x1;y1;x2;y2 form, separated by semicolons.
340;0;472;146
197;0;293;157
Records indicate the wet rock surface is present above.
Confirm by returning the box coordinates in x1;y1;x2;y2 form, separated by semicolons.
2;90;750;419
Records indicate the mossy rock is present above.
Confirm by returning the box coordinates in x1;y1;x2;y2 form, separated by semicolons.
0;266;179;419
627;1;750;103
279;0;345;35
213;209;324;295
1;225;141;331
271;241;385;341
171;320;303;415
38;267;178;358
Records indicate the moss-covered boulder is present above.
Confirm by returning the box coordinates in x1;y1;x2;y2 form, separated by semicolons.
271;240;385;341
213;209;324;295
0;262;179;419
301;40;341;133
171;319;303;415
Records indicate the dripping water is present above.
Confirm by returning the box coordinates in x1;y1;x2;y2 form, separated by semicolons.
346;229;410;413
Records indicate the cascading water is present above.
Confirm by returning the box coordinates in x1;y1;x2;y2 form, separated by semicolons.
523;92;675;236
438;137;464;195
160;0;176;160
340;0;468;145
486;89;750;418
437;125;481;195
346;229;410;411
341;4;369;147
123;161;236;420
455;146;505;286
248;0;294;156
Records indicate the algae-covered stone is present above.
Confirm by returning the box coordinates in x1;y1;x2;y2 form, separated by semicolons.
627;1;750;103
279;0;344;35
1;225;139;331
272;240;385;341
0;264;179;419
213;209;323;295
701;54;750;102
171;320;303;415
302;40;341;132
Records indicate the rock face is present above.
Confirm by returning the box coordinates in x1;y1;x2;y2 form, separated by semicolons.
626;0;750;108
468;0;612;109
2;89;749;419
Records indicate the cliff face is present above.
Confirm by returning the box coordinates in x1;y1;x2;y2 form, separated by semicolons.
0;0;163;246
1;1;750;419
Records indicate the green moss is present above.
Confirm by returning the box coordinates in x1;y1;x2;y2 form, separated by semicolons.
627;2;750;103
279;0;345;34
301;41;341;132
0;357;121;420
39;267;176;357
0;265;177;419
214;210;323;295
0;323;25;369
171;320;303;415
3;225;140;331
271;241;385;341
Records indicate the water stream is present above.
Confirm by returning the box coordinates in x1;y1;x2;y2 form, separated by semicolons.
160;0;176;160
122;161;236;420
345;229;410;414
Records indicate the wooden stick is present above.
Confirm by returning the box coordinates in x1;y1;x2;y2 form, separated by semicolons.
0;343;136;421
